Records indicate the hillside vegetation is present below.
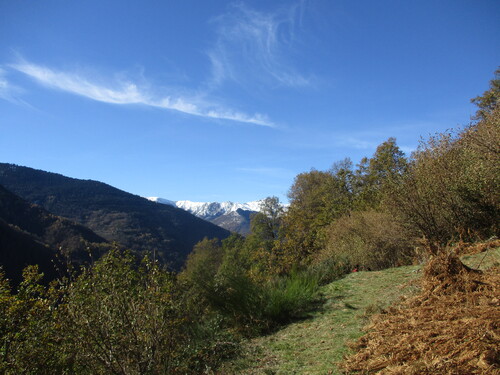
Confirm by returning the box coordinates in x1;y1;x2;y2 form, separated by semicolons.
0;70;498;374
0;184;109;285
0;165;230;269
220;246;499;374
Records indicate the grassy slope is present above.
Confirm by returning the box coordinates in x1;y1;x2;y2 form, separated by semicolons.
221;248;499;375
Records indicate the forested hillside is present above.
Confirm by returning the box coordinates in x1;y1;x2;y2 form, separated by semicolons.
0;165;230;269
0;219;60;286
0;184;109;285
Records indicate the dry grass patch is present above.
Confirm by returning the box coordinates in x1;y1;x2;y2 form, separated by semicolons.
453;238;500;257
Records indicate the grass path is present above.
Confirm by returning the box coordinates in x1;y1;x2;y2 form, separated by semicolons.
220;265;420;374
220;248;499;375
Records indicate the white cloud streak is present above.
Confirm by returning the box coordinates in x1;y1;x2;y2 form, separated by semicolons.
9;62;275;127
208;1;311;89
0;68;25;105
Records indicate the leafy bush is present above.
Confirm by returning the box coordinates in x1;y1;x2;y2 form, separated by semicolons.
179;237;223;313
279;164;355;271
207;270;266;333
307;254;352;285
202;267;319;335
0;267;64;375
386;72;499;249
59;249;189;374
264;270;320;323
320;211;418;271
173;315;240;374
0;249;241;375
388;108;499;249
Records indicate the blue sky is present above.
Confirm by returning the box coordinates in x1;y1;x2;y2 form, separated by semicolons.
1;0;499;203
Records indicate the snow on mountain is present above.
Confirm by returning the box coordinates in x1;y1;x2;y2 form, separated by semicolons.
147;197;263;220
146;197;266;234
176;200;263;219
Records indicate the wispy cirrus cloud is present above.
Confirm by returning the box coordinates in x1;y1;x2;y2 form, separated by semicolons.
9;61;275;127
207;1;312;89
0;68;28;106
4;3;312;127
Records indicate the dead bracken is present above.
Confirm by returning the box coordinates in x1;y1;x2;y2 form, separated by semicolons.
342;247;500;374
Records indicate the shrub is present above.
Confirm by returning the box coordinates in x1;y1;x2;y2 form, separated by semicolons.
180;237;223;288
174;316;240;374
207;270;267;334
178;237;224;317
389;108;499;248
0;267;65;375
320;211;418;271
263;270;320;323
59;249;193;374
202;267;319;335
307;254;352;285
279;164;355;271
0;250;242;375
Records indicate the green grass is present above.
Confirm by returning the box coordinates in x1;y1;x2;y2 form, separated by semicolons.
219;248;499;375
461;247;500;270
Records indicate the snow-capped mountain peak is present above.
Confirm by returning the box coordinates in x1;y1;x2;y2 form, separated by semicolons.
148;197;263;219
147;197;286;235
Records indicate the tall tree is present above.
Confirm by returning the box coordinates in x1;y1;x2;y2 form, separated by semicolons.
279;162;354;270
251;196;284;242
471;67;500;121
242;197;285;277
355;138;408;209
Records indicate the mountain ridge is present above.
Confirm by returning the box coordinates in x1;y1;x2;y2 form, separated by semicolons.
0;163;230;269
147;197;264;234
148;197;263;216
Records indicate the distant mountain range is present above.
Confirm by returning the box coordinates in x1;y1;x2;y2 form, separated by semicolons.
0;163;230;271
147;198;264;235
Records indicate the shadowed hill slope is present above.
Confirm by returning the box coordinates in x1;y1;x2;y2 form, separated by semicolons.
0;184;109;285
211;208;255;235
0;218;60;286
0;163;230;269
